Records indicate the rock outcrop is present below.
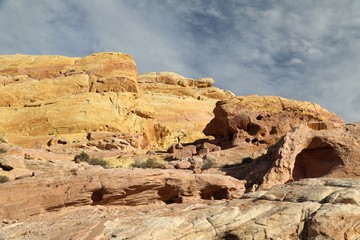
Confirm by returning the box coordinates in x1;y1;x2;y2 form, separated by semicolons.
0;54;233;149
0;162;245;220
226;122;360;190
204;95;344;149
1;178;359;239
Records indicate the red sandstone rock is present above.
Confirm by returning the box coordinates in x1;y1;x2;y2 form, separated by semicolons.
204;95;344;149
226;122;360;190
0;166;245;220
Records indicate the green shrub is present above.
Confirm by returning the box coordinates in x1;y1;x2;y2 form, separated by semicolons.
74;151;90;162
201;160;216;170
88;158;109;168
0;175;9;184
131;159;165;169
74;152;109;168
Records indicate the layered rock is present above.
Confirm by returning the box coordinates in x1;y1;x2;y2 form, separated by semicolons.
139;72;232;100
1;178;359;239
0;162;245;220
226;122;360;190
0;54;233;149
204;95;344;149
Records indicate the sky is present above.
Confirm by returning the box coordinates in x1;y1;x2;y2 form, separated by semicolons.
0;0;360;122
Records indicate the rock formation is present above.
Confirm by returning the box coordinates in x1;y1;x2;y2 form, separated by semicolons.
0;160;245;220
225;122;360;190
204;95;344;149
0;53;233;150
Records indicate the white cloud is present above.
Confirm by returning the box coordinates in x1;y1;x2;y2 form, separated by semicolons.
1;0;360;122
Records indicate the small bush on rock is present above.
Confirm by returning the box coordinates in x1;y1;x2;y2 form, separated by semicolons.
131;159;165;169
0;175;9;183
74;152;109;168
201;159;216;170
88;158;109;168
74;151;90;162
0;148;7;154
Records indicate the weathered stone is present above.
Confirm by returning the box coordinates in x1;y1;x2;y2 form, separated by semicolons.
204;95;344;149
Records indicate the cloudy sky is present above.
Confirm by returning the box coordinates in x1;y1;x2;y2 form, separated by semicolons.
0;0;360;122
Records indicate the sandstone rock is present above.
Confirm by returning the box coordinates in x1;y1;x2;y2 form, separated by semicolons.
204;95;344;149
169;160;192;169
227;123;360;190
1;177;360;239
0;166;245;220
0;54;233;150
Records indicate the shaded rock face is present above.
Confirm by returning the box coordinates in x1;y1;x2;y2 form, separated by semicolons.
204;95;344;149
227;123;360;190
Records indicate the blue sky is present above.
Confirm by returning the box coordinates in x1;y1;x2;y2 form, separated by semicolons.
1;0;360;122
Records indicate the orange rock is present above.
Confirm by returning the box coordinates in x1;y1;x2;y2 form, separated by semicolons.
204;95;344;149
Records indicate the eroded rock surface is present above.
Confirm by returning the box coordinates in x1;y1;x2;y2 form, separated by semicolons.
204;95;344;149
227;122;360;190
0;161;245;220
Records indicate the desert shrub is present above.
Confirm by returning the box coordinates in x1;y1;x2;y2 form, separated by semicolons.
0;148;7;154
0;136;6;143
131;158;165;169
74;151;90;162
88;158;109;168
74;152;108;168
201;159;216;170
0;175;9;184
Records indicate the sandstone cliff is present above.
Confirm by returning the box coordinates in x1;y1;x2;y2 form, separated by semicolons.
0;53;232;150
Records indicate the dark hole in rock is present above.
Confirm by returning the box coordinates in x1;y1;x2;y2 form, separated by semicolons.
200;186;228;200
158;185;182;204
292;138;344;181
258;140;266;144
222;232;240;240
251;138;258;144
256;115;264;120
91;189;104;204
0;163;13;171
245;138;251;143
270;126;277;135
57;139;67;145
247;123;261;135
260;133;266;137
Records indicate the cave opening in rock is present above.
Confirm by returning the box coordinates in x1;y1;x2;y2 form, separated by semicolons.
246;123;261;135
91;189;104;204
200;186;228;200
158;185;182;204
292;138;344;181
